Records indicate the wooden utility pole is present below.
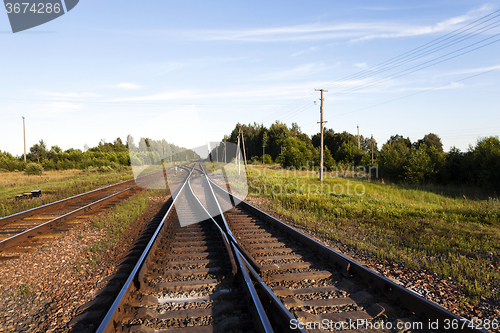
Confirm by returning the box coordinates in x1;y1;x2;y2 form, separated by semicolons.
315;89;328;181
22;116;26;162
239;126;248;170
224;140;227;163
371;135;374;165
357;125;360;149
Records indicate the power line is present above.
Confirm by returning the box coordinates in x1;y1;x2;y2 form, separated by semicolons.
334;65;500;117
258;9;500;124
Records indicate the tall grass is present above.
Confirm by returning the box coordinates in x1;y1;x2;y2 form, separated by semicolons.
247;165;500;303
86;189;166;265
0;168;134;218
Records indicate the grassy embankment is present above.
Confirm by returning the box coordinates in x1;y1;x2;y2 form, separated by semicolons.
0;168;134;218
247;165;500;303
84;189;167;267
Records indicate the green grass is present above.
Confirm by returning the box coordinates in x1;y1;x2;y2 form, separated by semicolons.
86;189;166;265
247;165;500;303
0;168;134;218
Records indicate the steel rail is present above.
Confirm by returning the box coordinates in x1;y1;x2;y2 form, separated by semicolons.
0;170;164;227
236;245;308;333
199;163;263;271
0;185;135;252
197;163;305;333
95;165;195;333
188;174;273;333
205;173;489;333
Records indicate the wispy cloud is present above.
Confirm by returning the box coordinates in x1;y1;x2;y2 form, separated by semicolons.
41;92;101;99
156;4;495;43
107;80;374;103
107;90;193;102
291;46;320;57
398;82;464;91
253;63;327;81
50;101;84;110
354;62;368;69
441;64;500;76
115;83;141;90
351;4;496;42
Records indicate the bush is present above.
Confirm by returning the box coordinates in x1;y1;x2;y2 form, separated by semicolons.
25;162;44;175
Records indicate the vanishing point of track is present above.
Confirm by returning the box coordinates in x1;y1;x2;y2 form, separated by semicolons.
90;163;489;333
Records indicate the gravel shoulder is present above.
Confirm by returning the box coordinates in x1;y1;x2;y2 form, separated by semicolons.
0;193;168;333
245;196;500;332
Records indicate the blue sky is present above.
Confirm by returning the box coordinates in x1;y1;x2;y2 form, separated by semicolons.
1;0;500;156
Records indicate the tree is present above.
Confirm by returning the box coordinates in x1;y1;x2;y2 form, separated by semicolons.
28;139;47;163
334;142;365;165
378;141;410;181
267;121;290;160
262;132;268;164
388;134;412;148
417;133;443;152
469;136;500;192
403;144;432;183
279;137;314;169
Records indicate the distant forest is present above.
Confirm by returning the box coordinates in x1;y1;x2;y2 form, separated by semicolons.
226;122;500;193
0;135;192;173
1;122;498;193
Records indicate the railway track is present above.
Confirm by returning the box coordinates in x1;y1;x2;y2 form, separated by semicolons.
92;162;489;333
0;170;167;260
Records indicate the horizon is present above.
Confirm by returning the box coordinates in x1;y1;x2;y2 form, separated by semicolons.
1;1;499;156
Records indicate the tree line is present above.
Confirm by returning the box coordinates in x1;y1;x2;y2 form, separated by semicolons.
226;122;500;193
0;136;193;173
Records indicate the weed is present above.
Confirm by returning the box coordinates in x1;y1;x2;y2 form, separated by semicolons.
86;189;165;264
18;283;31;298
246;165;500;301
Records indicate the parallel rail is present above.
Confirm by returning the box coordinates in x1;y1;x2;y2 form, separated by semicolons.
93;162;488;332
0;170;165;256
204;164;489;333
96;165;272;333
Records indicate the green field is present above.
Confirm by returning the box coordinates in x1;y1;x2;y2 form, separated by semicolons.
0;168;134;218
247;165;500;303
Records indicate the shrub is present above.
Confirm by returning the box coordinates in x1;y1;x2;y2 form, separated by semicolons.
25;162;44;175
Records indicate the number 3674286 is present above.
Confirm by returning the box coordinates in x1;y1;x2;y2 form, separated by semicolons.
5;3;61;14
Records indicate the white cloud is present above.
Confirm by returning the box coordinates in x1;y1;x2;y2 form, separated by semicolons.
398;81;464;91
50;102;84;110
41;92;101;99
107;89;193;102
351;4;496;42
291;46;320;57
153;4;495;43
441;64;500;76
253;63;326;81
115;83;141;90
354;62;368;69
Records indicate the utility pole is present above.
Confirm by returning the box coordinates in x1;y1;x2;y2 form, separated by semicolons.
357;125;360;149
371;135;374;165
236;132;240;171
315;89;328;182
224;139;227;163
22;116;26;162
239;126;248;170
